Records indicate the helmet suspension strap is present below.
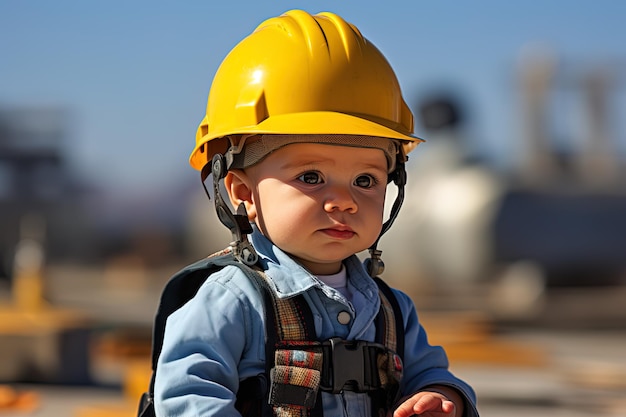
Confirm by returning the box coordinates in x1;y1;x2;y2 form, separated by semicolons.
366;155;407;277
200;154;259;266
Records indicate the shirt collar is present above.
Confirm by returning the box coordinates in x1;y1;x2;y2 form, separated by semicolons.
249;226;380;303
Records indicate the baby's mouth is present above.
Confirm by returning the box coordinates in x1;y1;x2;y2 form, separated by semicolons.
320;227;355;239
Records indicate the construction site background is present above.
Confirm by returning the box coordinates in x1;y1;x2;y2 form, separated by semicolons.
1;42;626;417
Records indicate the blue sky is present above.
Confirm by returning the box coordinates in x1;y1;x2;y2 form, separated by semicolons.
2;1;625;192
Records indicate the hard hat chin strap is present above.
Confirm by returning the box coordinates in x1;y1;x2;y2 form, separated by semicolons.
200;154;259;266
365;157;407;278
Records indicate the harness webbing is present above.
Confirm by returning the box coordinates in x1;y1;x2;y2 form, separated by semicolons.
255;270;404;417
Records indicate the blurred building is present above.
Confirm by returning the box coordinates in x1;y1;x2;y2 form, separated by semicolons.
0;106;95;283
496;48;626;287
381;48;626;324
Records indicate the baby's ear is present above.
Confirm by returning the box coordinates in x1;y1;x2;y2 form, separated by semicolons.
224;170;256;221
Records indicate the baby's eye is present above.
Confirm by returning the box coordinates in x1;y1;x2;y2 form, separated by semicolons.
298;172;323;184
354;174;377;188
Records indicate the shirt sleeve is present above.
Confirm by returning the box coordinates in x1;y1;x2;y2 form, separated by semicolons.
153;266;263;417
394;289;480;417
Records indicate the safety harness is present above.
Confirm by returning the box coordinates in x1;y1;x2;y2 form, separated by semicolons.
137;249;404;417
254;258;404;417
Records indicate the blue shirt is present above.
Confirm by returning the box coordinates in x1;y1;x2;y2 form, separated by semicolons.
154;230;478;416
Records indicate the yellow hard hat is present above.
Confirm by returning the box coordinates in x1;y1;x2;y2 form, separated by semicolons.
190;9;423;170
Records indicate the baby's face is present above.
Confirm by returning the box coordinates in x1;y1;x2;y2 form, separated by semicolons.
243;142;388;275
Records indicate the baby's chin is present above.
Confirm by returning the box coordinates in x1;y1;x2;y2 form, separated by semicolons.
290;256;345;276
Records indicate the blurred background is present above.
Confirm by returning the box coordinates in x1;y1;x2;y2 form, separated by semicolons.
1;1;625;416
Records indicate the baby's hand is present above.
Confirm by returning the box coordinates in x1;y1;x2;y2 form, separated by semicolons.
393;390;458;417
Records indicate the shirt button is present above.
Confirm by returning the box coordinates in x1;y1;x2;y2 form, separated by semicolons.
337;311;351;325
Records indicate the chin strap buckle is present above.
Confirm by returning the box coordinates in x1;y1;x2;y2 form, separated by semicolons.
201;154;259;267
365;249;385;277
366;154;407;278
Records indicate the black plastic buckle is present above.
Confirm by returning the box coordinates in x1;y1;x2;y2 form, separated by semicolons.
320;338;386;394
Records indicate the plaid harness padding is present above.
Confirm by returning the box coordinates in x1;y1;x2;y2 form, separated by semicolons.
270;347;324;417
259;271;403;417
377;289;403;389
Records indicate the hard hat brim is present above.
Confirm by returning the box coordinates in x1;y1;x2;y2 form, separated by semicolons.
190;111;423;170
